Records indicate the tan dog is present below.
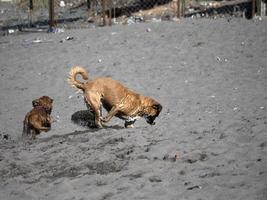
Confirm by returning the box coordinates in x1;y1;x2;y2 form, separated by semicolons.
68;66;162;128
23;96;53;139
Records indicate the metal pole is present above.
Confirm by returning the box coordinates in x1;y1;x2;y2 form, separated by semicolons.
49;0;55;28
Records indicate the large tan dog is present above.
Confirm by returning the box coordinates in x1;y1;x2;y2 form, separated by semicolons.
68;66;162;128
23;96;53;139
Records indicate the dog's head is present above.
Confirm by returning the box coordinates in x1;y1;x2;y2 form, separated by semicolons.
142;98;162;125
32;96;53;114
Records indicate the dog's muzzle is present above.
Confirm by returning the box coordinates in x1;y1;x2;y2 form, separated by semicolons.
145;116;156;125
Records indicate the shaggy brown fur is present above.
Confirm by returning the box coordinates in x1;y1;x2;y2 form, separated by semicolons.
68;66;162;128
22;96;53;139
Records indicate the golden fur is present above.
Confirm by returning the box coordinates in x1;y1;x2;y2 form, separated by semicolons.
68;66;162;128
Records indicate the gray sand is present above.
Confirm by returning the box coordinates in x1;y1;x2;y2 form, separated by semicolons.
0;18;267;200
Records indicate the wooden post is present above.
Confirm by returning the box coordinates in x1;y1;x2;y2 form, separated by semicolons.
113;1;116;24
87;0;91;10
87;0;91;20
256;0;260;15
252;0;255;18
182;0;185;17
49;0;55;29
177;0;181;18
101;0;106;26
108;0;112;26
259;0;267;16
29;0;33;27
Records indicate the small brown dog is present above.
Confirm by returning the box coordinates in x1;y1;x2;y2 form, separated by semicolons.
23;96;53;139
68;66;162;128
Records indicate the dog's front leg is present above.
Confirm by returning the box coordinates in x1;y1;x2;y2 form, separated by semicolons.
101;105;119;123
124;120;136;128
31;128;39;139
49;116;57;123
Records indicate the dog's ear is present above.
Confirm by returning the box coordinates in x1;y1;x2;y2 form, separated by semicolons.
32;99;40;107
43;96;53;104
153;104;162;112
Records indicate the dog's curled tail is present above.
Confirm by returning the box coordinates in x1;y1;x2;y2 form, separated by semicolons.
68;66;89;90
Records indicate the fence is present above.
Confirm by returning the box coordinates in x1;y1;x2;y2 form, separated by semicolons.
88;0;262;22
0;0;266;32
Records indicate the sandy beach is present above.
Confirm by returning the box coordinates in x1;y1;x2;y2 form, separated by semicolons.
0;18;267;200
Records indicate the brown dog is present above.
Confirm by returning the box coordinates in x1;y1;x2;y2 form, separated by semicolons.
68;66;162;128
22;96;53;139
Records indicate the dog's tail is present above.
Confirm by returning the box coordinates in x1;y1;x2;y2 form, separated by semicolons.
68;66;89;90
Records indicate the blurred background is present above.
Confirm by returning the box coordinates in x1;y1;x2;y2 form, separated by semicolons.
0;0;266;34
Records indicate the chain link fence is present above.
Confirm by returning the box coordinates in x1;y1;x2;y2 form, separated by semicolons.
93;0;257;21
0;0;266;34
185;0;255;18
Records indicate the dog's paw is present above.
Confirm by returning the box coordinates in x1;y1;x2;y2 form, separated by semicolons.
95;121;103;128
125;124;134;128
100;117;108;123
124;120;136;128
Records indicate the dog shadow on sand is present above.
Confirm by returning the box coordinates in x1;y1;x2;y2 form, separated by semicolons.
35;110;124;143
71;110;124;130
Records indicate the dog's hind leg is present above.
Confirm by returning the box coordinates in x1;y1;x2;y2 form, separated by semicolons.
93;108;102;128
33;121;51;132
22;122;30;137
34;126;50;133
101;105;119;123
31;128;40;140
85;92;103;128
22;122;27;137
